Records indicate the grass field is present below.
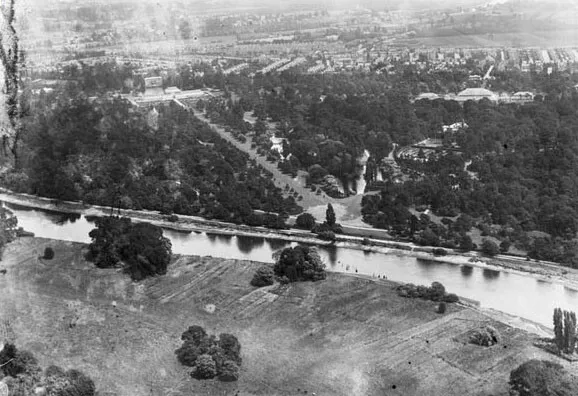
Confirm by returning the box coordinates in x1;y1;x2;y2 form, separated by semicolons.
0;237;569;396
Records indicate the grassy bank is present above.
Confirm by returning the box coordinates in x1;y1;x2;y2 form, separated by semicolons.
0;237;568;396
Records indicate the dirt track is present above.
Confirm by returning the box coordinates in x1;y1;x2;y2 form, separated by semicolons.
0;237;569;396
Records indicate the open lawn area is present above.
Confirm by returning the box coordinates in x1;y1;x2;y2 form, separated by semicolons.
0;237;569;395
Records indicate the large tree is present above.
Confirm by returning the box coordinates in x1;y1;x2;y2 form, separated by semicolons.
273;245;326;282
509;359;578;396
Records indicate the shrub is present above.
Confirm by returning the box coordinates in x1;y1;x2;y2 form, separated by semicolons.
316;230;336;241
295;213;316;230
509;359;578;396
167;214;179;222
437;302;447;314
362;238;371;246
250;266;275;287
443;293;459;303
469;326;501;347
397;282;459;303
192;354;217;379
432;248;447;256
43;247;55;260
428;281;446;301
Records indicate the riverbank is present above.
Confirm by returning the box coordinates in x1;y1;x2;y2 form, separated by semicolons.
0;237;565;395
2;188;578;294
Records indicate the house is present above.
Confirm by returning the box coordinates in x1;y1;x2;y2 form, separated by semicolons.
510;91;534;104
455;88;498;103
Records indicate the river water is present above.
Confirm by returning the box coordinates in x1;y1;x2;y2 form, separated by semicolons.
8;203;578;328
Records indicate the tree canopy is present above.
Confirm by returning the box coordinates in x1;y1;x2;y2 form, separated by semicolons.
87;216;172;281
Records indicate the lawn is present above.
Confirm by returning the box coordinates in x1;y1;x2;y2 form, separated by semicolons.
0;237;567;395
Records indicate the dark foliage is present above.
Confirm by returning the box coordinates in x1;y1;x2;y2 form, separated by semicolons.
250;266;275;287
509;359;578;396
0;343;38;377
437;302;447;314
175;326;242;382
87;216;172;281
481;239;500;257
43;247;55;260
397;281;459;303
5;92;299;230
273;245;326;282
295;213;316;230
469;326;501;347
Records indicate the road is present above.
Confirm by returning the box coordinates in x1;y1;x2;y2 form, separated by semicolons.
191;108;331;209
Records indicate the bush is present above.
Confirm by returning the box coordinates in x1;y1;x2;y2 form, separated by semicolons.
469;326;501;347
362;238;371;246
43;247;55;260
397;282;458;303
167;214;179;222
432;248;447;256
509;359;578;396
295;213;316;230
316;230;336;241
437;302;447;314
192;354;217;380
250;266;275;287
443;293;459;303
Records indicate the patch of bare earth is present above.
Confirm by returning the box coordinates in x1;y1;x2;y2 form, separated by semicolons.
0;237;569;396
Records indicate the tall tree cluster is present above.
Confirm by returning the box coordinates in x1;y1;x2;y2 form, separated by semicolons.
553;308;577;354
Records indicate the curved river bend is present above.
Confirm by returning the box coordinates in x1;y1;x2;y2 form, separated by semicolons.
9;204;577;329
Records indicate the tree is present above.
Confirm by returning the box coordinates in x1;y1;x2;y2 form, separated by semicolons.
181;325;208;345
437;302;447;314
469;326;501;347
325;203;336;227
87;217;172;281
218;360;239;382
273;245;326;282
563;310;576;354
481;239;500;256
509;359;578;396
175;326;242;382
250;266;275;287
500;239;511;253
192;354;217;380
295;213;316;230
459;234;474;251
0;343;38;377
553;308;565;352
429;281;446;301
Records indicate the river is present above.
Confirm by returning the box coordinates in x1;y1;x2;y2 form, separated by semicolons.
7;203;578;329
